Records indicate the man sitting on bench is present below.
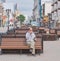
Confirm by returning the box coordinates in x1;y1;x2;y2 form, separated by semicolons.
26;27;36;55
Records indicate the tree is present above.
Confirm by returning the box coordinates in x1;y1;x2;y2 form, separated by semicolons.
17;14;25;24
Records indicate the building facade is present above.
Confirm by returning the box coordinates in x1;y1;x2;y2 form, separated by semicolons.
0;0;6;3
41;2;52;28
52;0;60;28
33;0;41;26
42;2;52;17
0;3;4;27
14;3;18;12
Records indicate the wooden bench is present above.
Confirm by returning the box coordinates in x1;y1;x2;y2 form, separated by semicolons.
0;36;43;54
7;29;15;34
15;27;38;34
42;34;58;41
38;27;46;34
0;26;43;54
49;29;57;34
21;25;28;29
2;34;15;38
15;29;27;34
56;29;60;37
9;25;38;33
32;26;39;32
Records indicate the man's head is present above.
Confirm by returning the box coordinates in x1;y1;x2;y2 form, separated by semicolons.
28;27;33;33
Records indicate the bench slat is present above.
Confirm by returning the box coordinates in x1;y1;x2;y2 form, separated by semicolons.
0;46;42;49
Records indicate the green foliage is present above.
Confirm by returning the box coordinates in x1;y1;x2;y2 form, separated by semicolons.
18;14;25;23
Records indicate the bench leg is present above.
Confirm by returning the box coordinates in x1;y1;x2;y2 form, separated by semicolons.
40;49;43;53
0;34;2;46
19;50;22;54
0;49;2;55
37;49;41;55
41;38;43;53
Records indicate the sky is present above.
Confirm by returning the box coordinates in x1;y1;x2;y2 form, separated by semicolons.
5;0;51;16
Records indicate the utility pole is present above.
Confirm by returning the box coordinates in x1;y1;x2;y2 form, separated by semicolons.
6;9;11;30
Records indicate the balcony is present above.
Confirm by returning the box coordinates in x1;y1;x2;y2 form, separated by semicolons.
52;15;55;20
51;6;54;13
56;16;58;20
57;1;60;9
54;4;57;11
51;10;54;13
52;0;57;6
58;10;60;16
54;0;57;3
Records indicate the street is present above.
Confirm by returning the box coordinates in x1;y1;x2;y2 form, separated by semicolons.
0;0;60;61
0;39;60;61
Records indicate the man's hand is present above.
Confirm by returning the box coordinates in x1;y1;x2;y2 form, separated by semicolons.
34;38;37;41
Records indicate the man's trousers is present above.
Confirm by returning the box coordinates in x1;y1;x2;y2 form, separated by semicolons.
26;40;35;54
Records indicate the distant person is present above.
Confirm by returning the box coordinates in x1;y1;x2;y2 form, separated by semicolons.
26;27;36;55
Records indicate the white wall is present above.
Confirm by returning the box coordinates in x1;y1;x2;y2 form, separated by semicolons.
58;1;60;9
54;4;57;10
58;10;60;22
45;2;52;16
34;0;38;8
52;13;55;20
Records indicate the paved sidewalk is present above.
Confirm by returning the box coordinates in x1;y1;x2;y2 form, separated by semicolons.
0;40;60;61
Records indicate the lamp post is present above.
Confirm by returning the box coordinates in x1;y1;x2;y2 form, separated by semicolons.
0;4;4;54
6;9;11;30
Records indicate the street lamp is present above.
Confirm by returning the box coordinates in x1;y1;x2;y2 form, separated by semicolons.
6;9;11;30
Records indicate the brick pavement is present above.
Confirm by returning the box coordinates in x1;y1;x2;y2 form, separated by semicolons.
0;40;60;61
